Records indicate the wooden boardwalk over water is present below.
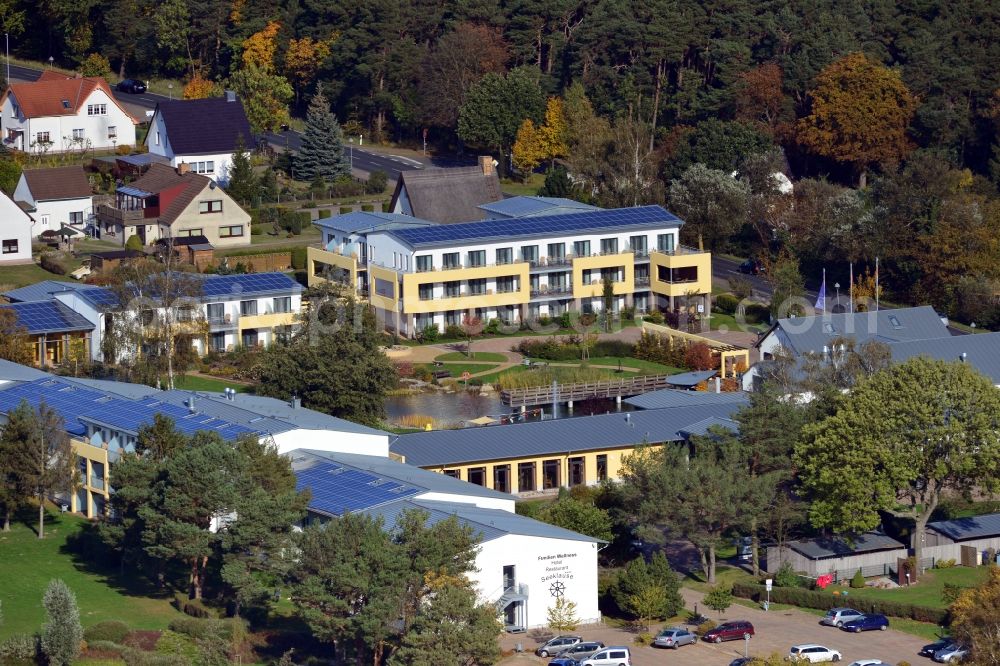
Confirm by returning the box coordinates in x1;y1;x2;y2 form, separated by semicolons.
500;375;672;407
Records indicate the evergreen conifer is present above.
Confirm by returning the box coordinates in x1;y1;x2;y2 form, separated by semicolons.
296;89;350;182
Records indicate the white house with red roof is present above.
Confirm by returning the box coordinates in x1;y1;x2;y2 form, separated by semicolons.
0;71;137;153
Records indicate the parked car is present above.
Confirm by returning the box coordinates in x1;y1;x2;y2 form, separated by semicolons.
788;644;843;663
536;636;581;657
820;608;865;627
848;661;890;666
577;647;630;666
920;640;952;657
653;627;697;649
555;642;605;661
933;644;968;663
702;620;755;643
548;658;577;666
116;78;147;94
738;257;765;275
841;614;889;633
735;536;754;562
730;659;755;666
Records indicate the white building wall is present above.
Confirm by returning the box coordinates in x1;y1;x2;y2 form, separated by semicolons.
172;153;235;186
146;111;172;157
475;534;600;628
23;197;94;236
272;428;389;457
52;291;104;361
0;193;33;263
8;89;136;153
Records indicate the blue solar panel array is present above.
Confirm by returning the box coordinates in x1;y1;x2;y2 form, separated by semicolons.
295;458;421;515
2;301;95;334
0;378;258;440
391;205;682;246
198;273;302;298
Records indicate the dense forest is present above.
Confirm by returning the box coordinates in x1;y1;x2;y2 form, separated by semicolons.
4;0;1000;323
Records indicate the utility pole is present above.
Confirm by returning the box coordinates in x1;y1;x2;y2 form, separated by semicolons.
5;33;9;87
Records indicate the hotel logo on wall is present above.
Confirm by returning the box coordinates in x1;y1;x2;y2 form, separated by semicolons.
539;553;576;596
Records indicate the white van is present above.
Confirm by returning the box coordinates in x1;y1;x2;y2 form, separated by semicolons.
578;647;631;666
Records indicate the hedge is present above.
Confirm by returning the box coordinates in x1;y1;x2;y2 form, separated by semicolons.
84;620;132;644
731;582;948;624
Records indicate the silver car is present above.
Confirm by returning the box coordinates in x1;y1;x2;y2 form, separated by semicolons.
556;642;605;661
933;644;969;663
820;607;864;627
653;627;697;649
536;636;582;657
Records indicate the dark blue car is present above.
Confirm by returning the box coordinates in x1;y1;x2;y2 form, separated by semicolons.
840;613;889;633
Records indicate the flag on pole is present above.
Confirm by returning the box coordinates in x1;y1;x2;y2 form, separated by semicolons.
849;263;854;313
815;268;827;312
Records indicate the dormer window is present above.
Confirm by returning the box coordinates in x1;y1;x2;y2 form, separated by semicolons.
61;99;71;109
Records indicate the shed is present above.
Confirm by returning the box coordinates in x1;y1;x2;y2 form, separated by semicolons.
923;512;1000;564
90;249;146;272
765;531;907;580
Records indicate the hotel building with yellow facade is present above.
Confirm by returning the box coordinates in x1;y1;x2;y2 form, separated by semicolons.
307;201;712;337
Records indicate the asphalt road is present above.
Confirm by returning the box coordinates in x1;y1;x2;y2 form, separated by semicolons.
261;129;427;181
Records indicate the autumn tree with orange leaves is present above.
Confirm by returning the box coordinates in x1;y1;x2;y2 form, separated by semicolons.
183;74;221;100
285;37;332;106
242;21;281;72
797;53;916;188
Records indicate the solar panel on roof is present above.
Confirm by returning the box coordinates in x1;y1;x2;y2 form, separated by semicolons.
295;460;421;515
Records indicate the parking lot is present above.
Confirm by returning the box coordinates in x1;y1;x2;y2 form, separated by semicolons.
502;589;933;666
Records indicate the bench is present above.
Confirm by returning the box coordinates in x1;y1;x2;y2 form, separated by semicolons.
432;370;452;380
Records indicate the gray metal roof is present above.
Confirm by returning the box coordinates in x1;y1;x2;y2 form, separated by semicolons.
769;306;950;355
478;196;599;219
4;280;99;303
313;211;435;235
786;532;906;560
624;388;750;410
665;370;719;387
362;499;506;542
299;449;512;501
927;512;1000;541
678;416;739;438
391;402;748;467
413;500;601;543
0;358;50;383
68;377;161;399
886;332;1000;384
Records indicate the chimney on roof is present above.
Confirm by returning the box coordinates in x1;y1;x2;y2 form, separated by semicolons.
479;155;494;176
290;395;301;409
224;387;236;401
177;162;191;176
960;352;967;362
715;376;721;393
187;395;197;413
225;90;237;103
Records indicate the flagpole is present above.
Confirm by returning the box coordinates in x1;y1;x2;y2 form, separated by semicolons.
849;263;854;313
875;257;880;312
823;268;826;312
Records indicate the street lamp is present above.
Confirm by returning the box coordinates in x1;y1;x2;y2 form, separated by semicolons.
348;136;354;171
834;282;840;306
167;83;173;100
48;56;53;69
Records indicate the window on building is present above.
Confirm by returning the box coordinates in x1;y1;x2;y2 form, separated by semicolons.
87;104;107;115
444;281;460;298
273;296;292;313
569;456;585;486
418;283;434;300
155;131;161;146
445;310;461;326
176;228;204;237
496;247;513;264
210;332;226;351
199;200;223;214
596;454;608;482
176;306;194;322
1;239;18;254
547;243;566;261
573;240;591;257
35;131;50;143
415;255;433;272
496;276;516;293
529;275;540;293
468;278;486;295
442;252;460;269
517;462;536;492
467;467;486;486
443;469;460;479
72;128;85;140
240;300;258;316
467;249;486;267
206;303;225;323
657;233;675;253
241;329;258;348
191;161;215;174
493;464;511;493
542;459;561;489
219;225;244;238
107;126;117;139
521;245;539;263
69;211;84;225
629;235;648;255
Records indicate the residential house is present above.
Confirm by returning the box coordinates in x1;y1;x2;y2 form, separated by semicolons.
309;205;712;337
922;512;1000;565
0;190;33;263
13;166;94;236
95;163;251;247
145;94;253;186
292;448;601;630
390;392;748;492
389;157;502;223
0;71;137;152
764;532;908;579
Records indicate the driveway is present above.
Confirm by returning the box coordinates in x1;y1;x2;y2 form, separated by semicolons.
501;588;931;666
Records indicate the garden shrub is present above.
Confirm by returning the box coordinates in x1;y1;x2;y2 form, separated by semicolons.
592;340;635;357
419;324;440;342
695;620;717;635
87;641;126;656
361;204;374;212
443;324;465;340
715;293;739;315
0;634;38;661
773;562;804;588
942;583;963;604
633;633;652;646
40;252;67;275
290;246;307;270
85;621;132;644
339;206;353;214
744;303;770;324
850;569;866;589
935;558;956;569
728;276;753;300
365;170;388;194
484;318;502;335
154;631;199;663
644;310;664;324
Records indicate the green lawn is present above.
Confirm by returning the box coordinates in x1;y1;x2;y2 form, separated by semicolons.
417;362;500;377
829;566;988;609
683;564;754;593
708;312;767;333
435;351;508;362
172;374;252;393
499;173;545;197
0;263;74;289
0;507;181;639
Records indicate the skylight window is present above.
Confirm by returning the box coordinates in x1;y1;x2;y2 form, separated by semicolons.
889;315;902;329
823;322;836;334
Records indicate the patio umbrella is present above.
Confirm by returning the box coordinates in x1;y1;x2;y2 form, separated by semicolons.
54;225;81;237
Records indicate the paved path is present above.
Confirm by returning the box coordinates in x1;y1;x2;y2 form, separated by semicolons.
501;587;930;666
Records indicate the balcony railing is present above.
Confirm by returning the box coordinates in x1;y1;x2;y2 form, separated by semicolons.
651;245;704;257
418;260;527;273
636;276;651;287
530;284;573;297
96;203;148;223
89;475;105;491
208;314;237;329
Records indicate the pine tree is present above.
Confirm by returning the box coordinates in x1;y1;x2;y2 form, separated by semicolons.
226;137;256;206
295;89;350;182
40;580;83;666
